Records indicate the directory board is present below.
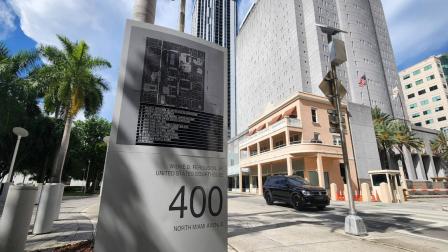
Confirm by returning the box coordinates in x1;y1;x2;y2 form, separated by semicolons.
95;20;227;252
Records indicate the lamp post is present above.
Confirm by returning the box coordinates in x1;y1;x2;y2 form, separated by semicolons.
6;127;29;183
317;24;367;236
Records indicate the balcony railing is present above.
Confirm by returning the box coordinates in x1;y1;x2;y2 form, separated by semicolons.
240;117;302;147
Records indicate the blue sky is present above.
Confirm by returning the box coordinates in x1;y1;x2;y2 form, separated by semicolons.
1;0;448;121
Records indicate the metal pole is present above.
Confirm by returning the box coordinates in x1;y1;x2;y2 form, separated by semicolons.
331;65;357;216
365;78;373;108
7;136;22;183
179;0;186;32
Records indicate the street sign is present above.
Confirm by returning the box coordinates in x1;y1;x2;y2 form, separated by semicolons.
319;71;347;107
95;20;227;252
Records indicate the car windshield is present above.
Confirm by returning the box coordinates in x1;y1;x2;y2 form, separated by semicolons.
288;177;310;186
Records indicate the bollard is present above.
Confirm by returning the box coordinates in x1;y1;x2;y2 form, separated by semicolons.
34;183;43;205
361;183;371;202
330;183;337;201
33;183;60;234
379;182;392;203
0;185;37;252
53;183;65;220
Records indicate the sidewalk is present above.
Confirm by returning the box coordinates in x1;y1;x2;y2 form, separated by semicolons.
15;193;448;251
25;196;98;252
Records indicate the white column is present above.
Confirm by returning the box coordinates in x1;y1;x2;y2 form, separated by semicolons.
269;137;274;150
287;157;293;176
427;156;437;180
285;130;290;145
402;146;416;180
239;168;243;193
317;154;325;188
415;154;427;180
257;164;263;196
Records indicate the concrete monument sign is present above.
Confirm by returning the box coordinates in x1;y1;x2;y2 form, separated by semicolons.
95;20;227;252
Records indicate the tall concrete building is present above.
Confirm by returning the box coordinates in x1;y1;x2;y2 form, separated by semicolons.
439;53;448;83
399;56;448;134
192;0;237;136
234;0;406;181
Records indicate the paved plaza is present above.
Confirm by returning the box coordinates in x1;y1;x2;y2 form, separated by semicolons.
24;196;98;251
13;193;448;251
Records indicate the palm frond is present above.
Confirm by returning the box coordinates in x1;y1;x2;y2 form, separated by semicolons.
57;35;75;56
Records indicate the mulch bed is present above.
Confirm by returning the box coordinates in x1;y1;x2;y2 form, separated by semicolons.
53;240;93;252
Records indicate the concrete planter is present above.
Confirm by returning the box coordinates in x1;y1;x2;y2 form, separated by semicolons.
34;183;43;205
32;183;62;234
0;185;37;252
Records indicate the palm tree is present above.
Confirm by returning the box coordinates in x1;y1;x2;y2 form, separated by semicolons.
133;0;157;23
431;132;448;160
0;42;40;180
392;121;424;152
39;35;111;183
372;107;396;168
371;107;423;169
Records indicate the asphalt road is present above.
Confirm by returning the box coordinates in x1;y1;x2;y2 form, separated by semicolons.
228;192;448;251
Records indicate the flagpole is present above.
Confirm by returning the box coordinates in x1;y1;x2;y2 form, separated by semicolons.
365;78;373;108
366;84;373;108
360;87;364;105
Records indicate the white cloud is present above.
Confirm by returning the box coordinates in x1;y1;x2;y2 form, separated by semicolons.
0;1;16;39
9;0;192;121
9;0;134;120
381;0;448;68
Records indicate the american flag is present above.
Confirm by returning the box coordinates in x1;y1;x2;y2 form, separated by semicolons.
358;74;367;87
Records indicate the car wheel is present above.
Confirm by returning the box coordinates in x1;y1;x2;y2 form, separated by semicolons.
316;205;326;211
264;191;274;205
291;194;303;210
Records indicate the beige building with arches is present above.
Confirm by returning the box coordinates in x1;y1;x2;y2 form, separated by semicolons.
238;92;359;195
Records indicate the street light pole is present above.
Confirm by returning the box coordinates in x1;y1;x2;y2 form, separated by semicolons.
317;24;366;235
6;127;29;183
331;65;357;215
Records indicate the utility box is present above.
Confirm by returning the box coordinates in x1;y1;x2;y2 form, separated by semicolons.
329;39;347;66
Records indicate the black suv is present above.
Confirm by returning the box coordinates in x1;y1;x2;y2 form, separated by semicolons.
263;175;329;210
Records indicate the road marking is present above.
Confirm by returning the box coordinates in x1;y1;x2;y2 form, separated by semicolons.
394;229;448;244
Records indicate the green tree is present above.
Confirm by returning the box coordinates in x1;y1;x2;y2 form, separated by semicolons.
431;132;448;160
0;41;44;180
371;107;423;169
64;117;111;193
372;107;397;169
391;120;424;152
39;35;111;183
